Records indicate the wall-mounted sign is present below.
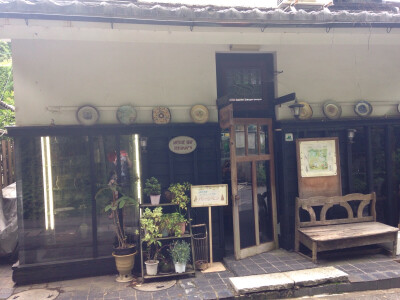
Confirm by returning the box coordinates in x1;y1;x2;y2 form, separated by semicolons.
191;184;228;207
299;139;337;178
169;136;197;154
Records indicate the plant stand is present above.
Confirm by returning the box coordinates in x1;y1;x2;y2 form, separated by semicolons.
139;203;196;281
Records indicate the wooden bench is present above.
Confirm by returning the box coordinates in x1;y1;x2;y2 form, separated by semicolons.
295;192;398;263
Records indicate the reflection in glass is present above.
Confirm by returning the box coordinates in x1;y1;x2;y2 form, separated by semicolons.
257;161;273;243
260;125;268;154
248;124;258;155
237;162;256;249
20;136;93;264
235;125;245;156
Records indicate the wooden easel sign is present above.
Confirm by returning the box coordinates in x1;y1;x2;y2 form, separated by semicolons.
296;137;342;198
191;184;228;272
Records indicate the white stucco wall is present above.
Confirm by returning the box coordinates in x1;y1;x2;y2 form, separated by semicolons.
5;20;400;126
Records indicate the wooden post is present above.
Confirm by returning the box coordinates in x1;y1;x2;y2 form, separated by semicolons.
209;206;213;266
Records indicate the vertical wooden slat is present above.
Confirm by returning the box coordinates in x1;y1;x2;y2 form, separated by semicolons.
365;126;374;193
2;140;8;187
385;126;394;225
7;140;12;184
244;125;248;156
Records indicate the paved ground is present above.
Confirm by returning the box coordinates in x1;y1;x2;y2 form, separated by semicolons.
288;288;400;299
2;248;400;299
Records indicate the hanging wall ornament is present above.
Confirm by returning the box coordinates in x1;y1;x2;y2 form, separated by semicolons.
152;106;171;124
354;100;373;117
322;100;342;120
116;105;137;125
190;105;209;124
76;105;99;125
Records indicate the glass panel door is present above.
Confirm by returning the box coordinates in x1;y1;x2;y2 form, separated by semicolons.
230;118;277;259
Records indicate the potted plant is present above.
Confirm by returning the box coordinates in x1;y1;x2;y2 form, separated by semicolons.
169;212;187;237
144;177;162;205
168;240;191;273
96;178;138;282
140;207;163;275
168;182;191;211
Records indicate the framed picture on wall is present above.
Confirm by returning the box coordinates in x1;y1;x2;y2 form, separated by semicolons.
298;138;338;178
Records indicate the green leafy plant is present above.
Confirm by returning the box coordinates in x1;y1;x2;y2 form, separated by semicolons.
161;212;187;237
96;178;138;249
143;177;161;196
168;182;191;211
168;240;191;264
140;207;163;261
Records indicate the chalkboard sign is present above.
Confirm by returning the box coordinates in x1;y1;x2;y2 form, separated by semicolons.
191;184;228;207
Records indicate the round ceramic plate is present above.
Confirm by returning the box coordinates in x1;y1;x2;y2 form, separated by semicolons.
152;106;171;124
76;105;99;125
323;100;342;120
298;101;313;120
116;105;137;125
354;100;373;117
397;103;400;113
190;105;209;124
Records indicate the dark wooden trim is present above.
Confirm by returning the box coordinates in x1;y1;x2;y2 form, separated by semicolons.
365;126;374;193
12;256;117;285
386;126;395;226
6;123;220;137
88;136;98;258
347;140;353;194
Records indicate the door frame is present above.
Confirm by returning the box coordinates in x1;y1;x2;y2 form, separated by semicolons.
230;118;278;260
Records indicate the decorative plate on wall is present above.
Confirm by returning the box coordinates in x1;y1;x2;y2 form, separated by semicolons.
152;106;171;124
116;105;137;125
322;101;342;120
190;105;209;124
76;105;99;125
354;100;373;117
298;102;313;120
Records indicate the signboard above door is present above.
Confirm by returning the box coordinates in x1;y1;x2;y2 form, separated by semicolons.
169;136;197;154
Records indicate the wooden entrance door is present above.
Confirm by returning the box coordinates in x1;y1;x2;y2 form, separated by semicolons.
229;118;278;259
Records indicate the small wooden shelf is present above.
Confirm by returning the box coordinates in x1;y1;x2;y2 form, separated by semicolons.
140;203;177;208
143;269;195;279
140;234;192;241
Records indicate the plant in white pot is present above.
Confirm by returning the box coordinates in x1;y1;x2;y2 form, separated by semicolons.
169;240;191;273
96;177;138;282
140;207;163;275
144;177;162;205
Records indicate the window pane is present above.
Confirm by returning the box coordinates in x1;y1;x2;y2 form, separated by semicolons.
237;162;256;249
226;67;262;100
248;124;258;155
20;136;93;264
257;161;273;243
260;125;269;155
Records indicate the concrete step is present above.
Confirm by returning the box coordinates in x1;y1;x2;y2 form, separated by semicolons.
229;266;348;294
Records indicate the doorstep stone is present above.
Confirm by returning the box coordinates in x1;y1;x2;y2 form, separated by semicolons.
229;272;294;294
285;266;348;287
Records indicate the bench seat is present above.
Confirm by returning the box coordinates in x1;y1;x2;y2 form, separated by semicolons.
299;222;398;242
295;193;399;263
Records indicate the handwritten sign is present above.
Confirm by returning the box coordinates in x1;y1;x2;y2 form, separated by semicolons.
169;136;197;154
191;184;228;207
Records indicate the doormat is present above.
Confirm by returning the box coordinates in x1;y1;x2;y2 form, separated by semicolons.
7;289;59;300
132;279;176;292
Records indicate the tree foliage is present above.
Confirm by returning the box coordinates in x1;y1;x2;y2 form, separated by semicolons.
0;40;15;135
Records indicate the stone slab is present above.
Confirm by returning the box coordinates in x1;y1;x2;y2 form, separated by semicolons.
229;272;294;294
285;266;348;287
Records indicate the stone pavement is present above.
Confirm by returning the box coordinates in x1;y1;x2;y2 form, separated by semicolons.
2;248;400;299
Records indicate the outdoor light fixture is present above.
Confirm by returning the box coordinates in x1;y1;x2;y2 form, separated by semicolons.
288;99;304;119
140;136;148;152
347;129;357;143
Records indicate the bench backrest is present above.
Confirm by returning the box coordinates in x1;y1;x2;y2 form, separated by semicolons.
295;193;376;229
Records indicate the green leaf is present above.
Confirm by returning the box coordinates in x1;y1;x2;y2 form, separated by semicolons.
104;205;112;212
119;199;126;209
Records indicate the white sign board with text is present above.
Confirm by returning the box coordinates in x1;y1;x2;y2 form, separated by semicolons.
191;184;228;207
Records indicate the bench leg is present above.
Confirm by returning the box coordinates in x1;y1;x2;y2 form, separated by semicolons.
312;242;317;264
295;235;299;252
393;235;398;258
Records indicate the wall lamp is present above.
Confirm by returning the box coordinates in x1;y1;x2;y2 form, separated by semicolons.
347;129;356;144
140;136;148;152
288;99;304;119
